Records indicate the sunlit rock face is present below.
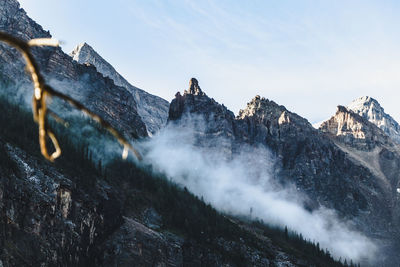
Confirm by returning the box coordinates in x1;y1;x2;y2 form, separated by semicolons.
320;105;394;151
237;96;399;235
71;43;169;136
320;103;400;236
169;79;393;240
169;81;400;264
2;0;400;265
1;2;337;266
0;0;148;139
348;96;400;144
185;77;204;96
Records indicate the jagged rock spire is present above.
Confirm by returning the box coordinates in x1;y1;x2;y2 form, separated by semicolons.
187;78;204;96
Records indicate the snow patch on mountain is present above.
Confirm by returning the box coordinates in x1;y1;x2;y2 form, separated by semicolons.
347;96;400;144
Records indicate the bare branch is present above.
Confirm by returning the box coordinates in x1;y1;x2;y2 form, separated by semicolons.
0;31;142;161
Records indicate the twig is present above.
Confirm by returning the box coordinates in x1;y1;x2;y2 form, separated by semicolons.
0;32;142;161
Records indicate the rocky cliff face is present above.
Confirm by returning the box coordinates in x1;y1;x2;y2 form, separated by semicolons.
320;104;400;232
169;78;237;158
0;97;336;267
320;105;394;151
169;79;398;243
0;138;123;266
0;0;148;139
238;96;398;235
0;1;349;266
347;96;400;144
70;43;169;135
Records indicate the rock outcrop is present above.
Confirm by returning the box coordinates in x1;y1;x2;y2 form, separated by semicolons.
347;96;400;144
0;1;350;266
70;43;169;135
320;105;394;151
0;0;148;139
169;78;237;158
169;79;397;241
237;96;395;230
0;139;123;266
0;99;335;267
185;77;205;96
320;104;400;233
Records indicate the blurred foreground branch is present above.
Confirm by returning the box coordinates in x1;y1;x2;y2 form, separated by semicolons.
0;32;142;161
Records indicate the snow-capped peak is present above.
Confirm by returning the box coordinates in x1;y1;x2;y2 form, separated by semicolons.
347;96;400;144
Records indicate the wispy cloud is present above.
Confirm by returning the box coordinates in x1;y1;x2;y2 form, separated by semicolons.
140;116;378;264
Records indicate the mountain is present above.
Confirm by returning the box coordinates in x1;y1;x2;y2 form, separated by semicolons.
0;96;345;266
0;0;148;139
0;1;350;266
3;0;400;265
319;104;400;228
170;79;391;229
319;102;400;266
169;78;237;158
347;96;400;144
320;105;395;151
169;79;400;265
70;43;169;135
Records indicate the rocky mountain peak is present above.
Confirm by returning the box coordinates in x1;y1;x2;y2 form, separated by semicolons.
321;105;367;138
0;1;151;139
169;78;234;122
70;42;95;63
70;42;122;84
168;85;395;245
347;96;400;144
70;42;169;135
348;96;378;110
238;95;284;119
0;0;50;41
320;105;392;150
186;77;204;96
0;0;19;14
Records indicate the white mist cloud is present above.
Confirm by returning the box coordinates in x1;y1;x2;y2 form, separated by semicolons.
139;116;377;263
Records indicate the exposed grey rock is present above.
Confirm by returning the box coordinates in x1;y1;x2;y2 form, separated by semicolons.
70;42;169;135
237;96;394;232
320;104;400;230
169;78;397;242
169;78;237;159
0;0;148;139
320;105;395;151
102;216;306;267
142;207;162;230
185;77;204;96
0;135;310;267
0;139;123;266
347;96;400;144
0;2;343;266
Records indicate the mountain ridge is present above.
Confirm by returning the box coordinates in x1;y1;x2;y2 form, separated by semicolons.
70;42;169;135
0;1;350;266
319;103;400;238
0;0;149;139
1;0;400;265
347;96;400;144
169;78;400;265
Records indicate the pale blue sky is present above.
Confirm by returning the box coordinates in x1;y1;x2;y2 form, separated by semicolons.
18;0;400;123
